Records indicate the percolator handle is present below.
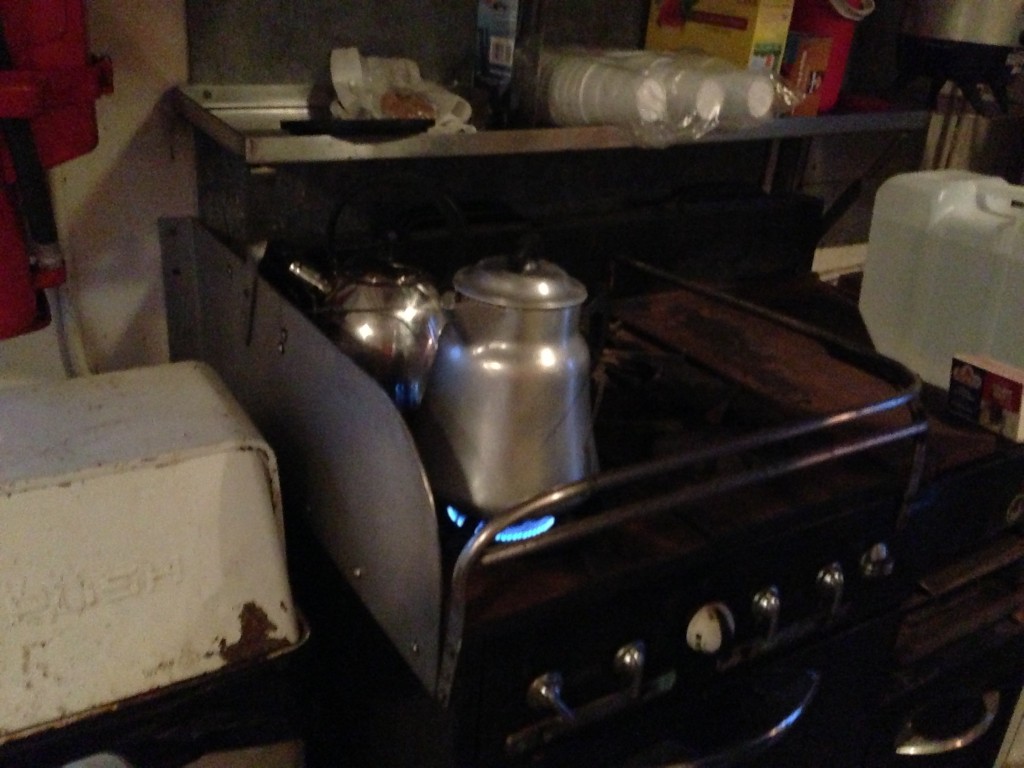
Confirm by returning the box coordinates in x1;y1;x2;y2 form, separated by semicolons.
510;230;544;273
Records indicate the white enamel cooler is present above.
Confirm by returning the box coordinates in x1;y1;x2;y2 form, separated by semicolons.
0;361;302;746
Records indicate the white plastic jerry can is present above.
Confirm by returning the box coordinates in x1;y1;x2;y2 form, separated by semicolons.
860;170;1024;388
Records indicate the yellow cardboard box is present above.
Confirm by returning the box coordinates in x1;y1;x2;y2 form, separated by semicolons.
645;0;796;75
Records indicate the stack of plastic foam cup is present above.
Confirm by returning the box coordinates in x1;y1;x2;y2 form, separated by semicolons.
715;71;777;125
539;48;779;142
633;49;777;127
639;55;726;125
543;50;668;127
579;60;665;125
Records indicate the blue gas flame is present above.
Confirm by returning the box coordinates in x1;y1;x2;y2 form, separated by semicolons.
446;505;556;542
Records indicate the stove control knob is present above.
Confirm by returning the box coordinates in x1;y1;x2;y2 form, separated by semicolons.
614;641;647;699
752;586;781;642
816;562;845;618
527;672;576;723
686;602;735;655
860;542;895;580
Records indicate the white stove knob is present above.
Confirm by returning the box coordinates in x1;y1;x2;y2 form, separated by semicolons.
686;602;735;655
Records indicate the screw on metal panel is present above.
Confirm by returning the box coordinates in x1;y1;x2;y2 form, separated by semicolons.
277;327;288;354
410;641;420;655
352;567;364;578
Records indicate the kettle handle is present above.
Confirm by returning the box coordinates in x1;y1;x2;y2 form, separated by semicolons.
325;172;469;269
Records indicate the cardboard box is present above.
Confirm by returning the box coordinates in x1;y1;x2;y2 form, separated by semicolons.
645;0;796;75
781;32;831;116
948;354;1024;442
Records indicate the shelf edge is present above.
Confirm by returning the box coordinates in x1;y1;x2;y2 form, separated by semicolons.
172;84;932;165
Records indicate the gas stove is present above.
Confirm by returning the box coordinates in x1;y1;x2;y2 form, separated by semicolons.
160;213;939;766
159;180;1024;765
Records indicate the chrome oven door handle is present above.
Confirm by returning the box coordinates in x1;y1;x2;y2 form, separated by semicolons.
628;669;820;768
894;690;1001;757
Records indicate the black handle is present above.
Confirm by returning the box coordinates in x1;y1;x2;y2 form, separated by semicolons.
509;230;543;272
894;690;1000;756
627;670;820;768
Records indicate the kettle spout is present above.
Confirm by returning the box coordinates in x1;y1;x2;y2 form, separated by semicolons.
287;261;333;296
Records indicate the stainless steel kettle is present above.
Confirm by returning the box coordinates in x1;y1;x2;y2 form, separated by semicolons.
287;256;446;411
413;245;598;518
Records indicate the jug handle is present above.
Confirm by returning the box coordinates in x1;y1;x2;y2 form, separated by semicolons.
975;177;1024;217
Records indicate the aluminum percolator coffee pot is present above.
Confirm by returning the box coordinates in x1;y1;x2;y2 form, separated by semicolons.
414;241;598;517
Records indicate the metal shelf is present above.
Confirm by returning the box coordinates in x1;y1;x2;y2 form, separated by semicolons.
173;83;932;165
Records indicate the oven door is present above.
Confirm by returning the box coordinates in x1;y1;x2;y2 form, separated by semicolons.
867;624;1024;767
864;543;1024;768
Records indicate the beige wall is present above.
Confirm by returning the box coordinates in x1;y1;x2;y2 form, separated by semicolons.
0;0;195;384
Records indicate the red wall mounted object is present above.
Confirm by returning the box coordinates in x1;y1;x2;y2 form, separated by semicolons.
0;0;113;170
0;0;112;340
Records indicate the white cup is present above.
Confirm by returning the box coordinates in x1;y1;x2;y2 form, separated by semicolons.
546;52;670;127
545;55;597;124
645;59;724;124
717;71;776;124
579;62;665;125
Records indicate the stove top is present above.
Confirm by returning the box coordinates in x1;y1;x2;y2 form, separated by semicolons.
447;275;927;624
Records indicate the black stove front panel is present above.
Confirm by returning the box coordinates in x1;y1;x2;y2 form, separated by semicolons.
905;445;1024;579
452;488;912;766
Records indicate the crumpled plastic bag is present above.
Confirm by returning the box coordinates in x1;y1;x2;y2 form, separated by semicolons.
329;47;475;134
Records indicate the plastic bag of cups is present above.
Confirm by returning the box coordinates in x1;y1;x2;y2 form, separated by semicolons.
533;47;799;147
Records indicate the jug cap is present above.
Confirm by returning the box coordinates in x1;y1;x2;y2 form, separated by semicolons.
454;255;587;309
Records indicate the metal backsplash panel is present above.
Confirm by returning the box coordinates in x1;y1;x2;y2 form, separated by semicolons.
192;127;772;247
186;0;649;86
187;1;471;86
160;217;445;693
